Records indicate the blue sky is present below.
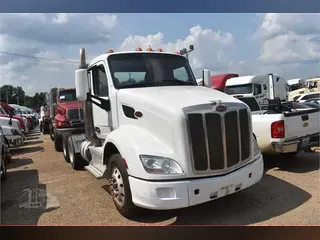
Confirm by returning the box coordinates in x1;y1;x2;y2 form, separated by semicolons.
0;13;319;94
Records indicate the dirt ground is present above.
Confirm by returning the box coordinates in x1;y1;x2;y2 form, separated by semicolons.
1;128;319;225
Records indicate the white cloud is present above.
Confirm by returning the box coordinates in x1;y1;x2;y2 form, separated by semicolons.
0;13;319;96
0;13;119;95
255;13;320;65
119;25;235;76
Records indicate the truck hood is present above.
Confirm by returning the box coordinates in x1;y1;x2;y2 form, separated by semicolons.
118;86;243;111
58;100;83;110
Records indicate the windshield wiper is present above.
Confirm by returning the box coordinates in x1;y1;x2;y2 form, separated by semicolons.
161;80;195;85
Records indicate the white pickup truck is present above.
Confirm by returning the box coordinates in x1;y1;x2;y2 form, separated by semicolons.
234;95;320;156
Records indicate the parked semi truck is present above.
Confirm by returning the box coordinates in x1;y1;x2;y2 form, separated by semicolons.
224;74;290;107
197;73;239;91
60;47;263;218
51;88;85;152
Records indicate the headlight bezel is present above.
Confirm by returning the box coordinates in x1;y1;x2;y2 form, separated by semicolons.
139;155;185;175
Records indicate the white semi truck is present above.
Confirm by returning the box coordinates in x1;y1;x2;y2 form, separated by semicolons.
224;74;290;107
62;47;264;218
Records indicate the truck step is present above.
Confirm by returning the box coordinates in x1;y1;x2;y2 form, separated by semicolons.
88;146;103;157
84;163;106;179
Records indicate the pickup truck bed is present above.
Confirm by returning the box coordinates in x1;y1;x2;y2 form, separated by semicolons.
236;96;320;155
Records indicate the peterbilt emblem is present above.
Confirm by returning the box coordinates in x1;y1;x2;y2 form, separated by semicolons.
216;104;227;112
303;122;309;127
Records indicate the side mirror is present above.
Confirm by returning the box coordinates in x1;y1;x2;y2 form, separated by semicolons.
75;69;89;101
202;69;211;88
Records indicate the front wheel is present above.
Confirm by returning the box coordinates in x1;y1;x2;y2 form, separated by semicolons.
107;154;139;219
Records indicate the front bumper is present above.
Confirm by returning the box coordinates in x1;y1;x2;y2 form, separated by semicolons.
129;154;264;210
272;133;320;153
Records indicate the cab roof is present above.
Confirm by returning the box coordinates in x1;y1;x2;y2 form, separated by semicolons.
88;51;185;67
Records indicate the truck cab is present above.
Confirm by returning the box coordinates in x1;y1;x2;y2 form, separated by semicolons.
64;48;263;218
289;78;320;101
225;74;290;107
52;88;85;152
197;73;239;92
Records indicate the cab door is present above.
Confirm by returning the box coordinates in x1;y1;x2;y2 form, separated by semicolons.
88;62;112;140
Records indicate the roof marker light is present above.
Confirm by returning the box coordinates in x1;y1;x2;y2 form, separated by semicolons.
136;47;142;51
107;49;114;53
157;48;163;52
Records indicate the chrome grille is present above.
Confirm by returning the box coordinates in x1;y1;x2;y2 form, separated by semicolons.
185;103;251;174
66;108;84;120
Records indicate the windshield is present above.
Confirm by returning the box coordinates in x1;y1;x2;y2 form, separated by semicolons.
236;97;261;112
225;83;253;95
108;53;197;89
58;90;77;102
289;84;301;91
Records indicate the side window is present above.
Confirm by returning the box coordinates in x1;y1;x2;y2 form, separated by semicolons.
92;64;108;97
253;84;262;95
173;67;189;81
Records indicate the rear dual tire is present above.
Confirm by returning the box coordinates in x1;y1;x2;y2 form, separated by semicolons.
67;135;87;170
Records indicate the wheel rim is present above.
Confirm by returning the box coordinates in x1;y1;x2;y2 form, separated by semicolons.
110;167;125;207
68;140;74;163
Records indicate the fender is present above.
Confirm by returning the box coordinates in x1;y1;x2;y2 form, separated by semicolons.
103;125;176;180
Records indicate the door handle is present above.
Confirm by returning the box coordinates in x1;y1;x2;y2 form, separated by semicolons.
95;127;101;133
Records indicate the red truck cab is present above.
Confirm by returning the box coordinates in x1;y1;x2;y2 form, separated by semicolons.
198;73;239;92
53;88;85;152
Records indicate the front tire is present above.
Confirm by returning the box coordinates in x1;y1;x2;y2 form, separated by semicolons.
54;128;63;152
107;154;139;219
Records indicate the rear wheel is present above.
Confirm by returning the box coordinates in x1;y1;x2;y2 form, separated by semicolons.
54;128;63;152
68;136;85;170
107;154;139;219
62;133;72;163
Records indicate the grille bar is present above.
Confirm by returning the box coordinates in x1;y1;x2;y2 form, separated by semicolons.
188;113;208;170
205;113;224;170
186;107;251;174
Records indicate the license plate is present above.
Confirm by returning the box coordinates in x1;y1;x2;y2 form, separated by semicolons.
301;137;310;147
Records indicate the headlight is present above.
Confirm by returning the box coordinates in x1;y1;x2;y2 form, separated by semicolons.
252;135;260;156
139;155;184;175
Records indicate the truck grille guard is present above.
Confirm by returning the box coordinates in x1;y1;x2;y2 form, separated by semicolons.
183;102;253;175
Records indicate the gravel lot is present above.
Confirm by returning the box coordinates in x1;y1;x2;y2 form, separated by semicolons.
1;128;319;225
